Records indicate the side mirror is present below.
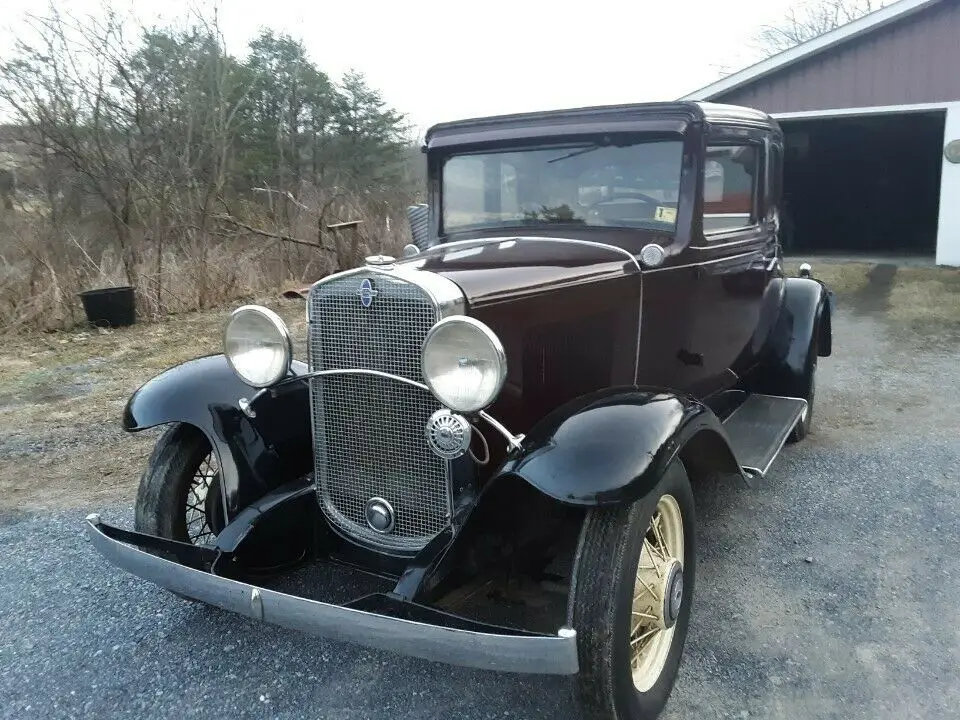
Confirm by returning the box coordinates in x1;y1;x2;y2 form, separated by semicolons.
407;203;433;250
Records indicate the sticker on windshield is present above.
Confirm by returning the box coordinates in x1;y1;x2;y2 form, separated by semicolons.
654;206;677;223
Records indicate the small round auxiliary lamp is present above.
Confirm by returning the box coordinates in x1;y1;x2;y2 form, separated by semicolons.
945;139;960;164
425;409;472;460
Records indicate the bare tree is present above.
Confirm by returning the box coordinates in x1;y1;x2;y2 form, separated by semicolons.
0;5;156;282
755;0;890;56
0;4;249;301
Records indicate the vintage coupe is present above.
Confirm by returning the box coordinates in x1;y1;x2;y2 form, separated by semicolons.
87;101;832;720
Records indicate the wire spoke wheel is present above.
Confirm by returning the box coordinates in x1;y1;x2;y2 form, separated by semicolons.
572;459;694;719
184;452;220;546
630;493;685;692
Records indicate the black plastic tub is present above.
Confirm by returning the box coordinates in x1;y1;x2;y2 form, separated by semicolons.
79;286;136;328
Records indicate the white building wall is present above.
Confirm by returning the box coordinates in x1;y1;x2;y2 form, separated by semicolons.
936;102;960;267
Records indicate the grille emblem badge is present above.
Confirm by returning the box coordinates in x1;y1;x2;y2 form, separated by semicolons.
365;497;395;534
357;278;379;308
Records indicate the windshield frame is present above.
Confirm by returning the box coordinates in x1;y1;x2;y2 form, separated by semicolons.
436;133;688;238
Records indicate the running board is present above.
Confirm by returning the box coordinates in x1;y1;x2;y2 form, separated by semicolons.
721;394;807;480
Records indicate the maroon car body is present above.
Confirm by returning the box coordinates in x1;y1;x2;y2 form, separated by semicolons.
87;101;833;720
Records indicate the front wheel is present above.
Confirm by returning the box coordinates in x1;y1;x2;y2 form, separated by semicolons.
572;459;696;720
135;423;224;546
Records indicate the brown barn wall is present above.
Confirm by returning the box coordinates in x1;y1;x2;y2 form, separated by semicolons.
714;0;960;113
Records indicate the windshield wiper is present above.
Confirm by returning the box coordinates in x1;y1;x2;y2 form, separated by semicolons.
547;144;602;164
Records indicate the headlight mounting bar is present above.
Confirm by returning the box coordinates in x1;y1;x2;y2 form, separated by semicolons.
239;368;524;451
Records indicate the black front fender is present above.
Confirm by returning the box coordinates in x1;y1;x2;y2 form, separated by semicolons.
123;355;312;518
492;387;742;506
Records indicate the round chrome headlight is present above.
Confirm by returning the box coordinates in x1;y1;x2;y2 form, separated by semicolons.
223;305;292;388
421;316;506;414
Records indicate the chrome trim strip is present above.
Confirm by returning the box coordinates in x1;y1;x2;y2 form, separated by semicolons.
634;261;643;385
85;517;579;675
406;235;642;273
642;249;760;273
279;368;431;393
308;264;466;319
691;232;768;249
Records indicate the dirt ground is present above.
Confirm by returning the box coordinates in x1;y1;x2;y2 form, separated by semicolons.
1;261;958;512
0;296;308;510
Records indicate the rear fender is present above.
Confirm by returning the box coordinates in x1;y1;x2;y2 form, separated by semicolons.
123;355;312;518
491;387;743;506
745;276;832;398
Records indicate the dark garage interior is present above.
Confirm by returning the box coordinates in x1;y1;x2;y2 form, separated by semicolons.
780;111;945;256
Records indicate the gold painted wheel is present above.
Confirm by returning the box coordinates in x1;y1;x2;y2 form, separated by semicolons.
630;493;685;692
572;460;694;719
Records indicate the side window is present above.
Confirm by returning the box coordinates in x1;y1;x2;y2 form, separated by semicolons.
703;144;759;235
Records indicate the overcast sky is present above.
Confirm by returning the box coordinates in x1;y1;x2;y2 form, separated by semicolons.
3;0;800;132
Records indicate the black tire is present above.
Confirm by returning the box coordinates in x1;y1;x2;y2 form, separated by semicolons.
572;459;696;720
788;337;818;443
135;423;223;545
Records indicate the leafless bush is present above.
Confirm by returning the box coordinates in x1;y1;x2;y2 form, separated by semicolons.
0;184;417;334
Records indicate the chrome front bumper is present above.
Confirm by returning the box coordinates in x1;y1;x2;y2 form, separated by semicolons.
84;516;579;675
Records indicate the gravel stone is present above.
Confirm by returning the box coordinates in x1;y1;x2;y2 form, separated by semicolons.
1;309;958;719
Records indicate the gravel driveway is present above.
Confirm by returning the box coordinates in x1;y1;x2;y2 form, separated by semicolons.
2;308;958;720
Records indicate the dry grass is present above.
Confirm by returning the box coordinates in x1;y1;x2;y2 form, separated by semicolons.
887;266;960;336
783;260;874;295
0;187;415;334
784;259;960;343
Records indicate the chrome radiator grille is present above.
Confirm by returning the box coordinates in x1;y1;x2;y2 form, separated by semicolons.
307;271;450;552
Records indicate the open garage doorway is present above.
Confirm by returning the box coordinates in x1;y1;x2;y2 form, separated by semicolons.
779;110;945;258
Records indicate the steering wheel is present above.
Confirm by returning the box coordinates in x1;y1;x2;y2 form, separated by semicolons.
587;190;662;208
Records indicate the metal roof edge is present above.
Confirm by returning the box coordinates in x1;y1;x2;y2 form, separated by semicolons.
679;0;944;101
423;101;707;144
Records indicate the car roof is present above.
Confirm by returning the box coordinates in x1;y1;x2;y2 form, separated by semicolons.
424;101;778;146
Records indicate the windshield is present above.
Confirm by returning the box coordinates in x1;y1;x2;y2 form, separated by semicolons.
441;138;683;233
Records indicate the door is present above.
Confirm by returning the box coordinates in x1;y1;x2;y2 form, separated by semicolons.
684;139;779;398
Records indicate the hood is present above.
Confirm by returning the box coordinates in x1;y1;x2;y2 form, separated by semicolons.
399;237;640;308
